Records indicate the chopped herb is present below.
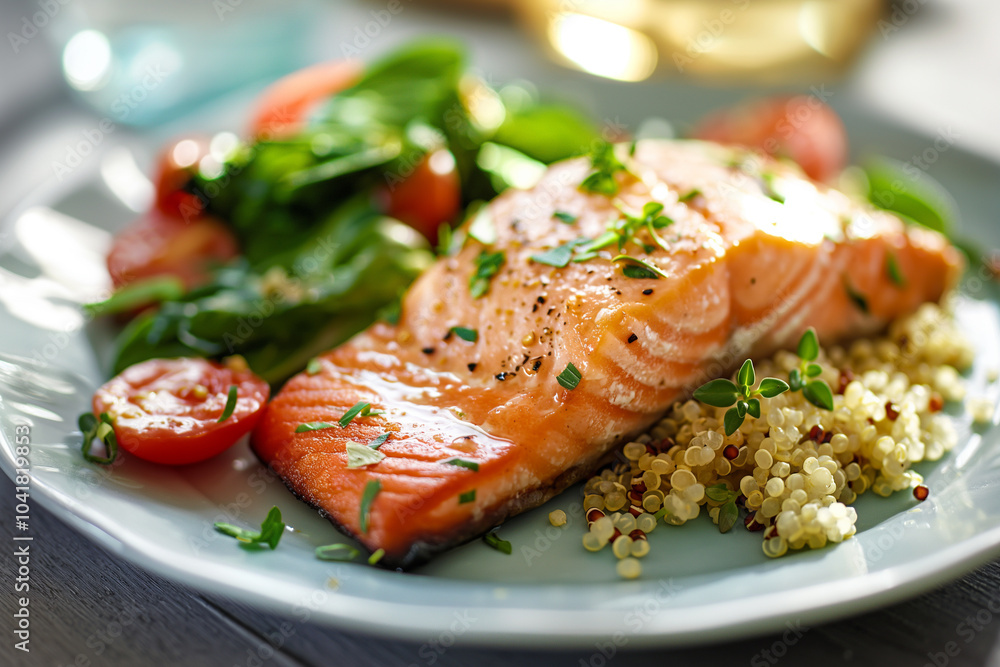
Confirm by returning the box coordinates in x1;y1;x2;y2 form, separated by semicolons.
483;527;512;554
553;210;578;224
678;188;701;203
886;251;907;287
367;548;385;565
346;440;386;468
369;432;391;449
359;480;381;533
468;206;497;245
295;421;337;433
470;250;505;299
719;500;739;533
797;328;819;362
338;401;383;428
761;173;785;203
843;278;870;313
530;238;590;268
214;506;285;550
579;142;631;195
306;358;322;375
613;255;668;280
444;458;480;472
79;412;118;465
459;490;477;504
217;385;238;423
315;544;360;561
557;362;582;390
449;326;478;343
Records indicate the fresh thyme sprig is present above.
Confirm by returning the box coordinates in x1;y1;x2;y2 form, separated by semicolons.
693;360;790;435
789;328;835;410
579;143;632;195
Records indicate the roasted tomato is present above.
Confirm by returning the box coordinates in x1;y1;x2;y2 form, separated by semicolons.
383;149;461;243
693;95;848;183
93;358;270;465
106;209;239;290
247;59;363;140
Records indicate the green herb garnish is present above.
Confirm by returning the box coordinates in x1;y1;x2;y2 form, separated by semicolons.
787;328;835;411
444;458;480;472
886;251;907;287
459;490;477;504
367;548;385;565
530;238;589;268
449;326;478;343
557;362;582;390
553;210;578;224
693;360;789;435
306;358;322;375
470;250;505;299
295;422;338;433
346;440;386;468
468;207;497;245
79;412;118;465
579;143;631;195
359;480;381;533
483;527;512;554
678;188;701;203
369;433;391;449
612;255;669;280
217;385;238;423
843;278;870;314
315;544;360;561
339;401;384;428
705;483;740;533
214;506;285;550
83;276;185;317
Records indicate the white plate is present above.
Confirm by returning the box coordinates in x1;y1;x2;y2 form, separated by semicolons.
2;118;1000;649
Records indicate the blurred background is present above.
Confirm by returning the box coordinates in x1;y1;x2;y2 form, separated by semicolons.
0;0;997;223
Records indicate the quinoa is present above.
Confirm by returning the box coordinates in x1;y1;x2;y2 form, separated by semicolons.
580;302;978;575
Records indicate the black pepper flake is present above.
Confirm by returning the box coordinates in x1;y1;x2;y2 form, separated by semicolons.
537;296;546;304
615;290;622;295
532;359;542;371
467;363;478;372
547;308;554;315
642;289;653;295
627;333;638;344
532;304;538;313
443;331;453;341
495;372;515;381
422;347;435;355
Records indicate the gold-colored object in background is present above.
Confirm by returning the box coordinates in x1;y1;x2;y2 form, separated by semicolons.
512;0;886;83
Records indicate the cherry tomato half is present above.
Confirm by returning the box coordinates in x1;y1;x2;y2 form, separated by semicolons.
93;358;270;465
247;59;363;140
383;149;461;244
154;136;211;218
107;209;239;290
693;95;848;183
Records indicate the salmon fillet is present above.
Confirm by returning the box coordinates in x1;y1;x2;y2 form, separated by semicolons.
251;140;962;567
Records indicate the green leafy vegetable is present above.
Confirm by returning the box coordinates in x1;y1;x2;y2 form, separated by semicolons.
557;362;582;390
359;480;381;533
217;385;238;423
369;433;391;449
214;506;285;549
84;276;185;317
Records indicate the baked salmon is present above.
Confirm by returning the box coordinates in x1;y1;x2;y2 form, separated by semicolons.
251;140;961;567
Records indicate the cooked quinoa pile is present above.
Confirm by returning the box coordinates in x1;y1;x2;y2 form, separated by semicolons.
574;303;982;579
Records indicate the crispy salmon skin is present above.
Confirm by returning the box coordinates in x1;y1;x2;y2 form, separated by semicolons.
251;140;961;567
